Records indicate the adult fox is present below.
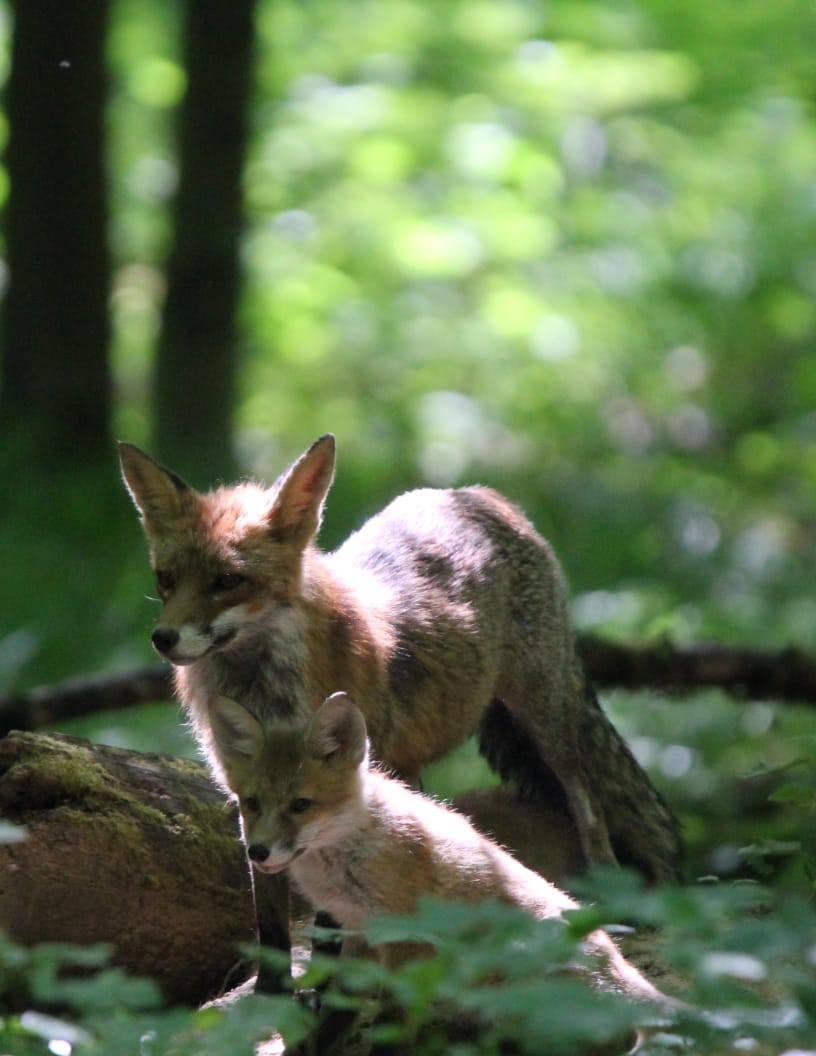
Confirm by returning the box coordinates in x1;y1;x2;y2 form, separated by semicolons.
119;434;681;882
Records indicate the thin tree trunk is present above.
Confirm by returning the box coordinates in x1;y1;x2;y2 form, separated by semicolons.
154;0;257;482
0;0;111;465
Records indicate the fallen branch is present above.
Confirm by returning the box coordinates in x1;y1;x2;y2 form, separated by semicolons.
0;665;173;734
577;636;816;703
1;636;815;736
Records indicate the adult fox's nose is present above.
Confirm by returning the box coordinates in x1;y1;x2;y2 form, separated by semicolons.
247;843;270;863
151;627;180;654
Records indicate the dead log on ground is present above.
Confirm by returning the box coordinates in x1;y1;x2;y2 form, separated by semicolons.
0;730;288;1006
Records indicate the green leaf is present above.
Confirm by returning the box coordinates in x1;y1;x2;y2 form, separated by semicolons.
769;783;816;808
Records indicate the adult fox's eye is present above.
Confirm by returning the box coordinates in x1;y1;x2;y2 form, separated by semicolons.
289;797;313;814
156;570;175;593
213;572;245;592
243;796;261;814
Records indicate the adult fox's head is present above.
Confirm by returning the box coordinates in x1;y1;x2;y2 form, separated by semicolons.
213;691;368;873
118;435;335;665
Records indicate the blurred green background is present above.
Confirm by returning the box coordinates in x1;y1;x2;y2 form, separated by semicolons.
0;0;814;883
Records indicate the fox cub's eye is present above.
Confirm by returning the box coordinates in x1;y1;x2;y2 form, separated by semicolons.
156;570;175;593
212;572;245;592
289;797;313;814
243;796;261;814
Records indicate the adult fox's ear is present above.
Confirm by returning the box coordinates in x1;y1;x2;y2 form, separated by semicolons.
308;691;367;767
211;697;263;760
268;434;336;545
118;442;194;533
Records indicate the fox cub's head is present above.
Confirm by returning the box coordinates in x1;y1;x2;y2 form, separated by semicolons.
118;435;335;665
213;691;368;874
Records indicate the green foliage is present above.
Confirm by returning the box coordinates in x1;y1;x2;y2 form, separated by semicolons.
7;873;814;1055
230;0;816;651
366;882;814;1053
0;933;313;1056
60;0;814;650
3;0;816;684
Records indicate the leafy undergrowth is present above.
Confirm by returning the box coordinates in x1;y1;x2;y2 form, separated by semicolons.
2;870;815;1056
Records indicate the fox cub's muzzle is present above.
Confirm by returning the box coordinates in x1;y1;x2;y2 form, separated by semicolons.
246;840;302;874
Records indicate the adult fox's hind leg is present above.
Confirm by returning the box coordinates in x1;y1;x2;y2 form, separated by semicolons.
488;629;681;882
494;665;620;870
476;509;683;882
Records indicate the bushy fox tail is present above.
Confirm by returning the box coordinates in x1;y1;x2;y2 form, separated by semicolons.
579;679;683;883
479;683;683;884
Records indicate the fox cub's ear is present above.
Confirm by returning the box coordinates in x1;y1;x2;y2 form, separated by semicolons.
308;691;367;767
268;434;336;545
118;442;193;533
211;697;263;759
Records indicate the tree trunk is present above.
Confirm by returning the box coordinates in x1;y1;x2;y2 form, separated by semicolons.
0;731;288;1006
0;0;111;466
154;0;257;483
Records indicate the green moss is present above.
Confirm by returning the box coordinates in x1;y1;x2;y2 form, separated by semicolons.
163;755;209;777
5;732;248;882
13;734;186;825
56;805;154;868
22;734;110;798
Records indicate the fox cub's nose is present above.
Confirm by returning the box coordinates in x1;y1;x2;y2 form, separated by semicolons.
247;843;270;863
151;628;180;654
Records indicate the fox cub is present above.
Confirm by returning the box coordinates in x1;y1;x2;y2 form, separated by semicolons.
119;434;681;882
219;690;669;1006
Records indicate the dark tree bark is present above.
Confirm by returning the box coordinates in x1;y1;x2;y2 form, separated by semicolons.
575;636;816;704
154;0;257;482
0;665;174;735
0;0;111;466
0;731;289;1006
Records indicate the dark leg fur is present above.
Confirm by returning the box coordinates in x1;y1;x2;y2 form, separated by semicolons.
312;910;343;959
479;698;568;811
